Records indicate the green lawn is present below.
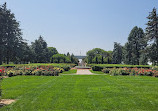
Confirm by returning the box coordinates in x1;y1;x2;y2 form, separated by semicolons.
61;69;77;74
1;75;158;111
90;70;105;74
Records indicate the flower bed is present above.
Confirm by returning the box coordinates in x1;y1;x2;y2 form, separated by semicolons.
102;67;158;77
0;65;65;77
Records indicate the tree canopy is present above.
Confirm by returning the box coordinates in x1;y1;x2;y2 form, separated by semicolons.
86;48;112;64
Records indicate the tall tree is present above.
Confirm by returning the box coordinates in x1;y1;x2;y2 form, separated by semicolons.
0;3;23;64
123;26;147;65
31;36;49;63
146;8;158;65
112;42;122;64
123;42;132;64
48;47;58;62
0;4;4;65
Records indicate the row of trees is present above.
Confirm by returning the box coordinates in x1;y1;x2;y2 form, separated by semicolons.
1;2;157;65
0;3;78;65
84;48;112;64
112;8;158;65
51;53;78;64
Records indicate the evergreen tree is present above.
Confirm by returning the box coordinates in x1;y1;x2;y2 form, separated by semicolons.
0;4;4;65
112;42;122;64
70;53;78;64
146;8;158;65
31;36;49;63
48;47;58;62
0;3;23;64
124;26;147;65
123;42;132;64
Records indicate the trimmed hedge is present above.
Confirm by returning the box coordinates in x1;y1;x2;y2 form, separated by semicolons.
92;66;103;71
89;64;151;71
0;63;76;68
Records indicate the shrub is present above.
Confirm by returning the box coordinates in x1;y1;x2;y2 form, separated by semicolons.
62;66;70;71
88;64;151;69
109;68;118;76
7;70;15;77
92;66;103;71
34;70;43;76
129;69;136;76
152;66;158;71
0;68;5;76
119;69;130;75
59;68;64;73
102;68;110;73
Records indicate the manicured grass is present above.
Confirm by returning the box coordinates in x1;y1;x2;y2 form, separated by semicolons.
90;70;105;74
61;69;77;74
1;75;158;110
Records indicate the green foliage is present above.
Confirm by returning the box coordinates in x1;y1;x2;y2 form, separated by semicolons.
0;3;77;65
86;48;112;64
3;65;62;77
107;68;157;77
62;66;70;71
146;8;158;65
112;42;123;64
50;53;78;64
0;3;23;64
89;64;151;71
0;63;76;69
31;36;49;63
123;26;147;65
92;66;103;71
51;54;68;63
102;68;111;73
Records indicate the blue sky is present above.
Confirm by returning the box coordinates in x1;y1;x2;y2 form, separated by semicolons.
0;0;158;55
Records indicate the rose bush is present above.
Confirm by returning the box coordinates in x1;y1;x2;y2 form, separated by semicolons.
0;65;64;77
102;67;158;77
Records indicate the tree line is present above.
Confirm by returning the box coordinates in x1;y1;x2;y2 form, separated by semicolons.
84;48;112;64
0;3;158;65
86;8;158;65
0;3;78;65
112;8;158;65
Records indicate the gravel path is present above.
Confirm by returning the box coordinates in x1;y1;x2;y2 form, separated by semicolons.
76;69;93;75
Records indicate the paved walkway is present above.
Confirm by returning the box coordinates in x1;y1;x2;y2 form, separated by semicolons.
76;69;93;75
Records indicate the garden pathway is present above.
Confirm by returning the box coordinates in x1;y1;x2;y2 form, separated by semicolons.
76;69;93;75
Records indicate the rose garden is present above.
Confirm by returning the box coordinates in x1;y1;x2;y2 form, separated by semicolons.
0;2;158;111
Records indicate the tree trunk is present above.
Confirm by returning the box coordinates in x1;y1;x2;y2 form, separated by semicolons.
0;48;2;65
0;56;2;65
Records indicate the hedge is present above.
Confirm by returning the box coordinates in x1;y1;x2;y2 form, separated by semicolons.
89;64;151;71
